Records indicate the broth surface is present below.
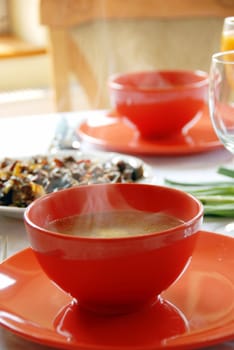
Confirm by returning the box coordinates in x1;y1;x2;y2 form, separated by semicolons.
47;210;184;238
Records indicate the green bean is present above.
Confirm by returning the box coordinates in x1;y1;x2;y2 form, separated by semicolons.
217;166;234;178
164;167;234;217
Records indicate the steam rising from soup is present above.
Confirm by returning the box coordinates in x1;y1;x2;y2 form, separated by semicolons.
47;210;184;238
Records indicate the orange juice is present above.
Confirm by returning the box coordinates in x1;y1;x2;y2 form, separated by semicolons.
220;36;234;89
221;31;234;51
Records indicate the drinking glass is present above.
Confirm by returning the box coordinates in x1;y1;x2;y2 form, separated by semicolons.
209;18;234;152
209;51;234;233
221;17;234;52
209;51;234;154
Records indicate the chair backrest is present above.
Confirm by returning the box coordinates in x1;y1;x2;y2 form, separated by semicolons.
40;0;234;112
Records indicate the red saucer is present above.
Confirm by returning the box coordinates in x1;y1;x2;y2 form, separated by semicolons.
77;107;222;156
0;231;233;349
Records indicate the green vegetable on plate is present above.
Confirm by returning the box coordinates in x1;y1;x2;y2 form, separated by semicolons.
164;165;234;218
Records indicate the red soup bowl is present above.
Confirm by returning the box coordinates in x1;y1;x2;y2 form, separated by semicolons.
108;70;209;139
24;183;203;315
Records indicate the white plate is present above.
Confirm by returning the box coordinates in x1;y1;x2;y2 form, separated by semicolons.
0;150;153;219
0;206;25;219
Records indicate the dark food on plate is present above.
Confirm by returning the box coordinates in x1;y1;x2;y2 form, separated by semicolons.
0;155;144;208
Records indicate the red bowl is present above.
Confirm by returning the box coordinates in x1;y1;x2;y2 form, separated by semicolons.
108;70;209;139
24;183;203;315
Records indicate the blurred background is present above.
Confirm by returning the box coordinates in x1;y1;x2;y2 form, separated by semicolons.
0;0;230;117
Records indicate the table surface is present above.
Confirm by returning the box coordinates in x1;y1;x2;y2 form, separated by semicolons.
0;111;233;350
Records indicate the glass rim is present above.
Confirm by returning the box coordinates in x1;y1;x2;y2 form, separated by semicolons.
212;50;234;64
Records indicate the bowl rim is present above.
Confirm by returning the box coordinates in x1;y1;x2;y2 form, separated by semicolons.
108;69;209;92
24;183;204;243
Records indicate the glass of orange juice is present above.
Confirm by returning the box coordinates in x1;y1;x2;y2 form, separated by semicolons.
221;17;234;51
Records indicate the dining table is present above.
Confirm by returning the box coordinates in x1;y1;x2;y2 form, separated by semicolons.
0;110;233;350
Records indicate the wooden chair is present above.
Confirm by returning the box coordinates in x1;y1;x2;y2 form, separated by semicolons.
40;0;234;112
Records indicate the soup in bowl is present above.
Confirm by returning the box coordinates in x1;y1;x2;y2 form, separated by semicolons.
24;183;203;315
